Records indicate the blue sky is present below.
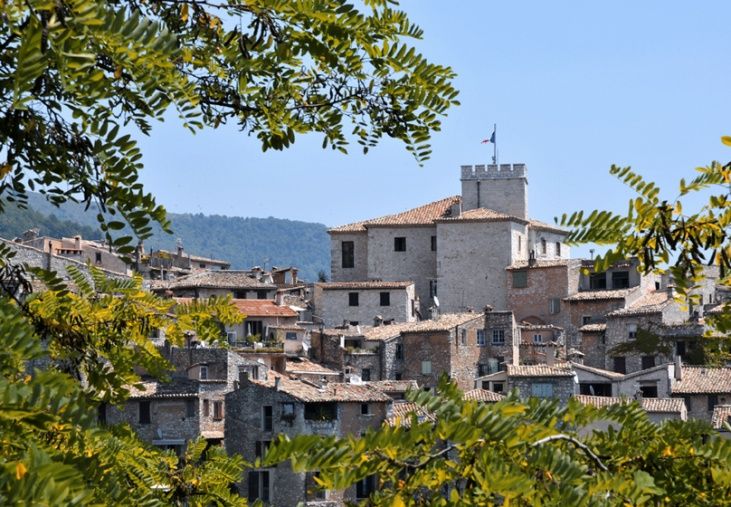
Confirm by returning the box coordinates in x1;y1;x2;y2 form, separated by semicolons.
136;1;731;257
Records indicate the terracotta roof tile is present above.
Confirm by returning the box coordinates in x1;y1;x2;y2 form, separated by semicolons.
572;362;624;379
579;323;607;332
399;313;483;334
128;378;199;399
317;281;414;290
711;405;731;430
529;219;568;235
436;207;517;223
575;394;685;413
250;375;392;403
161;271;276;290
330;196;461;232
321;313;483;340
507;259;574;270
365;380;419;393
231;299;298;318
463;389;505;402
285;358;340;376
385;401;437;427
507;363;574;377
671;367;731;394
608;291;671;317
564;287;638;302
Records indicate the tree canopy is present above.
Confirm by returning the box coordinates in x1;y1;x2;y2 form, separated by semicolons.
1;0;458;252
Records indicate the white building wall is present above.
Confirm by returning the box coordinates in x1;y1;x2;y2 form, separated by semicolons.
366;226;437;308
528;229;570;260
436;221;514;313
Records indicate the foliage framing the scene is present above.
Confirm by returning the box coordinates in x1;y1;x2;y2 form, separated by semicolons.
1;0;458;253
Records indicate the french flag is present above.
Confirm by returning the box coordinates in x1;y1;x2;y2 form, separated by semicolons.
481;131;495;144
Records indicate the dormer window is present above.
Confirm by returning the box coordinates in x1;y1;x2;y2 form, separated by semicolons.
200;365;208;380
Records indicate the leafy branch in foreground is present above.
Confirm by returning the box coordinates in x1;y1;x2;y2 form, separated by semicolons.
556;137;731;344
266;377;731;506
1;0;458;252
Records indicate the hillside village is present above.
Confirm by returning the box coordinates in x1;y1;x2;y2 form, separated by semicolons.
4;162;730;506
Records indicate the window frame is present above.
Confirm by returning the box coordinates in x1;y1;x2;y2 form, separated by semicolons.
512;270;528;288
477;329;486;346
492;329;505;345
394;237;406;252
341;240;355;269
421;360;432;375
379;292;390;306
348;292;359;307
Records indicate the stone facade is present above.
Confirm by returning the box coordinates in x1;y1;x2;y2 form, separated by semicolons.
482;311;520;372
225;375;391;506
329;232;369;282
313;281;417;327
460;164;528;219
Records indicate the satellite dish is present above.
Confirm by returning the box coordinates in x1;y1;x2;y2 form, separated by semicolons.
433;296;440;308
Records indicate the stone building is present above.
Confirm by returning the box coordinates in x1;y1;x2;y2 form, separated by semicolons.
481;310;520;374
575;395;687;426
225;373;392;506
139;243;230;280
328;163;571;315
154;270;277;299
227;299;300;345
312;280;417;326
670;366;731;422
476;363;576;404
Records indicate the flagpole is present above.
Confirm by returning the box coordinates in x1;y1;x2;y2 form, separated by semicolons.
493;123;497;165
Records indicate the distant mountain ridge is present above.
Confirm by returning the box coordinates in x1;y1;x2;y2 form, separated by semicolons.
0;193;330;282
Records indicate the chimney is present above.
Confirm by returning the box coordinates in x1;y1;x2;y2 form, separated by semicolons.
528;250;536;267
74;235;81;250
674;356;683;381
274;376;281;391
429;305;439;320
373;315;383;327
275;291;284;306
546;344;556;366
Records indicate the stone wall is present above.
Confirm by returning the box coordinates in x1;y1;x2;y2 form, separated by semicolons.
436;221;513;312
315;285;416;327
509;376;575;405
460;164;528;218
366;226;437;308
106;397;200;445
329;232;369;282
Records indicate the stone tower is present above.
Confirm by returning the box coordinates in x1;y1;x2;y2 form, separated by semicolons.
460;163;528;219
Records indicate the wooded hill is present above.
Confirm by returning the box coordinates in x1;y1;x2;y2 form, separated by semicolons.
0;193;330;282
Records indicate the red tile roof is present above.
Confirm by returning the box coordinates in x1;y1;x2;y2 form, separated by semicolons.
463;389;505;402
251;375;392;403
329;196;461;232
564;287;638;302
231;299;298;318
607;291;672;317
711;405;731;430
436;207;516;223
574;394;685;414
507;363;574;377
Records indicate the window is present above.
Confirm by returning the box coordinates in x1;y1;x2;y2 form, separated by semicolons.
492;329;505;345
676;340;686;357
487;357;500;374
341;241;355;269
395;343;403;360
139;401;151;425
579;383;612;396
361;368;371;381
549;298;561;314
348;292;359;307
533;334;543;344
256;290;268;299
582;316;592;325
186;400;196;418
477;330;486;346
589;273;607;290
247;471;270;503
518;235;522;253
612;271;630;289
281;402;295;419
226;331;237;345
460;329;467;345
304;402;337;421
493;382;504;393
709;394;719;412
394;237;406;252
255;440;271;459
356;475;377;499
612;357;626;374
429;279;438;298
247;320;263;336
394;373;402;380
541;238;547;255
478;363;490;376
361;403;370;415
431;235;437;251
95;251;102;263
203;399;210;417
285;331;298;341
213;401;223;421
421;361;432;375
199;365;208;380
512;270;528;288
262;406;273;431
641;355;655;369
627;323;638;340
640;384;658;398
531;383;553;398
555;242;561;256
379;292;390;306
349;321;359;326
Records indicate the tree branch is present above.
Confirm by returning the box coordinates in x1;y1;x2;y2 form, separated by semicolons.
531;434;608;472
